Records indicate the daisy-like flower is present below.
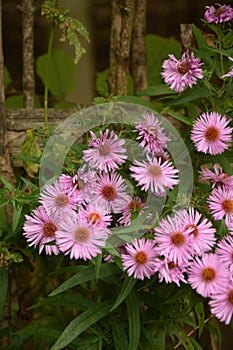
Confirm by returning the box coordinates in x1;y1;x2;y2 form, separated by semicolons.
39;180;78;218
221;57;233;78
188;253;229;298
121;238;157;280
130;156;179;196
191;111;232;155
56;212;110;260
135;112;170;154
83;129;127;173
199;164;233;190
153;214;193;265
118;197;144;226
207;186;233;224
78;203;112;228
59;167;96;204
154;257;187;287
216;235;233;272
204;4;233;24
161;50;203;92
209;282;233;325
91;172;131;214
23;206;59;255
179;207;216;255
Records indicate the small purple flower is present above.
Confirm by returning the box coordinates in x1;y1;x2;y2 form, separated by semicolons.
23;206;59;255
191;111;232;155
154;258;187;286
121;238;158;280
39;180;79;218
209;282;233;325
56;211;110;261
90;172;131;214
207;186;233;222
161;50;203;92
130;155;179;196
204;4;233;24
199;164;233;190
83;129;127;173
188;253;229;298
135;112;170;155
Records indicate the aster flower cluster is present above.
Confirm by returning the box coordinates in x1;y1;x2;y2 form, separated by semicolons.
23;113;180;260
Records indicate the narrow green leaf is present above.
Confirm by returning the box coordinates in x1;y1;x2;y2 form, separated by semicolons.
126;290;140;350
111;320;128;350
192;24;207;48
110;276;137;312
49;264;118;296
168;87;213;107
167;111;193;126
136;84;177;97
190;337;204;350
195;302;205;338
30;293;96;310
0;267;8;320
215;154;233;175
141;325;165;350
50;301;112;350
12;206;23;232
0;176;14;190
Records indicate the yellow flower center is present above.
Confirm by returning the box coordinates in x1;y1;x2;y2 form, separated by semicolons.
171;232;185;247
205;126;220;142
43;222;57;237
135;251;147;265
222;199;233;214
74;226;90;243
102;185;116;201
202;267;216;281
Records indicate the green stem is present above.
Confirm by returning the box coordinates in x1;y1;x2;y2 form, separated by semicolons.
44;23;55;127
217;26;224;76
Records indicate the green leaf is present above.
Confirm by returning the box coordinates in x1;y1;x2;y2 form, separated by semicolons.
21;129;42;177
141;325;165;350
195;303;205;338
168;87;213;107
36;48;77;98
146;34;180;85
4;66;12;90
49;264;118;296
0;267;8;321
5;94;41;108
111;320;128;350
126;290;140;350
12;205;23;232
110;275;137;312
192;24;207;49
167;111;193;126
50;301;112;350
190;337;204;350
136;84;178;97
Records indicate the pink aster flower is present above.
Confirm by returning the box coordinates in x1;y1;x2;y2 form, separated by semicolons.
153;214;193;265
56;211;110;260
118;197;145;226
191;111;232;155
188;253;229;298
199;164;233;190
209;282;233;325
59;167;97;204
78;203;112;228
23;206;59;255
216;235;233;272
90;172;131;214
207;186;233;223
135;112;170;154
121;238;157;280
39;180;79;218
83;129;127;172
204;4;233;24
179;207;216;255
161;50;203;92
154;258;187;286
130;156;179;196
221;57;233;78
